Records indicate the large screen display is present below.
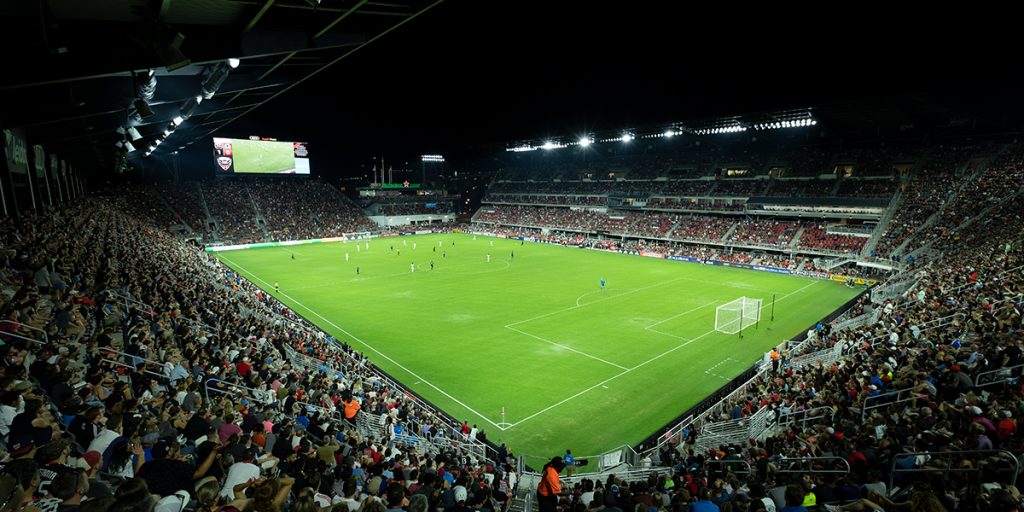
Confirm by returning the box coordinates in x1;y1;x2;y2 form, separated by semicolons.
213;137;310;174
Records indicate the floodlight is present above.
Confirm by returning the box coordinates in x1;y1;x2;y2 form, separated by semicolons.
542;141;556;150
228;58;240;69
663;130;675;138
621;134;633;142
579;137;592;147
172;116;184;126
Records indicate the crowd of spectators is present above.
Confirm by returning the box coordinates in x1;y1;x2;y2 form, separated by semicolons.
726;220;799;248
378;203;455;216
651;216;1024;512
0;199;518;512
797;225;868;254
874;145;974;257
484;194;604;207
767;180;835;198
834;179;897;199
645;198;745;212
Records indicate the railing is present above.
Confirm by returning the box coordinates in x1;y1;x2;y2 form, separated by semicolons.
98;347;168;380
776;456;851;475
105;290;218;336
0;329;46;346
203;378;267;404
0;320;49;344
706;459;752;476
975;363;1024;388
861;387;922;422
694;405;776;453
889;450;1020;490
776;406;836;430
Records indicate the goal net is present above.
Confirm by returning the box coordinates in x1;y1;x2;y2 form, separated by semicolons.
715;297;762;334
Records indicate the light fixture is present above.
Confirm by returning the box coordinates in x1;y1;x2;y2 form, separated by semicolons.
228;58;240;69
578;137;592;147
663;130;675;138
621;134;633;142
172;116;183;126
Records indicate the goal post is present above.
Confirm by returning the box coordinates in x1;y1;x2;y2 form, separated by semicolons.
715;297;763;335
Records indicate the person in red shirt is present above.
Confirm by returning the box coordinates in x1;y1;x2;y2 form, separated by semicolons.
997;410;1017;441
236;357;252;377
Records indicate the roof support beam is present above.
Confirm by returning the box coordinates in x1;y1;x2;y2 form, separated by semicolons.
314;0;368;39
244;0;276;32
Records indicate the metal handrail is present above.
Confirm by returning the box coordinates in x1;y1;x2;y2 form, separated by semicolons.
974;363;1024;388
775;456;851;475
203;377;266;403
777;405;836;429
861;387;922;421
0;320;50;344
706;459;753;475
0;330;45;346
888;449;1020;491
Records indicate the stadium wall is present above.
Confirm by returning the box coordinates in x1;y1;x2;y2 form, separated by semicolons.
369;214;456;227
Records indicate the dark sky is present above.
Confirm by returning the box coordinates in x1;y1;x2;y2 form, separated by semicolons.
222;1;1023;177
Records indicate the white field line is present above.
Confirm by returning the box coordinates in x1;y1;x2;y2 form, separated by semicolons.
505;325;629;370
218;254;509;431
504;280;820;429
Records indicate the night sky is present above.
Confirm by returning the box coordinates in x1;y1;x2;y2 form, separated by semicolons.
217;1;1023;179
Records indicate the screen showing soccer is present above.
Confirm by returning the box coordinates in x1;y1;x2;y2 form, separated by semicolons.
213;137;311;174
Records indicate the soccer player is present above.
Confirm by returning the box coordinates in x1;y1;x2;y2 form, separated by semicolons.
490;240;494;247
397;249;401;257
433;246;436;253
430;260;434;270
345;253;349;262
291;253;295;260
356;266;360;275
357;245;361;253
413;242;417;250
390;245;393;252
365;242;369;250
438;240;442;247
600;278;605;290
403;240;407;247
511;250;514;260
410;263;415;272
275;282;279;292
442;251;446;259
487;253;491;263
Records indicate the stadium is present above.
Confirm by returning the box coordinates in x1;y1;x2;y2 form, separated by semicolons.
0;2;1022;512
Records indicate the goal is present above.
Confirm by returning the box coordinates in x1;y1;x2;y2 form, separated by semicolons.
715;297;762;334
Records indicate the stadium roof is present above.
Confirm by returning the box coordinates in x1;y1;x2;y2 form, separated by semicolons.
0;0;442;174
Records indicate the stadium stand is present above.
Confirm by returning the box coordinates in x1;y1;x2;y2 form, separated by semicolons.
5;140;1023;512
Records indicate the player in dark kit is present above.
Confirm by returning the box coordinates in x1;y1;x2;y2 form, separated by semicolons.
356;266;360;275
291;253;295;261
430;260;435;270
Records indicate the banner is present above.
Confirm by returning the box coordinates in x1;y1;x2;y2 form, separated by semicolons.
32;145;45;177
669;255;702;263
639;251;664;258
751;265;793;275
2;128;28;174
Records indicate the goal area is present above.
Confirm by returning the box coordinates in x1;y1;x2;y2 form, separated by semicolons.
715;296;762;334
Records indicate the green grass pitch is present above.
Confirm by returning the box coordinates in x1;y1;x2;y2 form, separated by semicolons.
230;139;296;174
214;233;861;467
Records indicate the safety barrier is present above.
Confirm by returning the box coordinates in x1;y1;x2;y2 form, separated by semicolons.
0;320;49;344
775;456;851;475
776;406;836;430
860;387;922;422
888;449;1020;490
974;363;1024;388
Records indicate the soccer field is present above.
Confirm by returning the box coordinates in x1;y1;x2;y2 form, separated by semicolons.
231;139;296;174
214;233;861;467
